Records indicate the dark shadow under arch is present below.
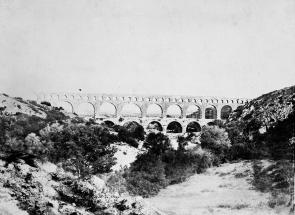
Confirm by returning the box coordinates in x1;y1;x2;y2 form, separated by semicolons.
205;105;217;119
147;121;163;132
103;120;115;128
221;105;232;119
167;121;183;133
186;121;201;133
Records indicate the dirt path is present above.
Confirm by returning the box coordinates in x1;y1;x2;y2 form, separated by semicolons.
147;161;286;215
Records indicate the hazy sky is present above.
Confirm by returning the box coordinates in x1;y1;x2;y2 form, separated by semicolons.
0;0;294;99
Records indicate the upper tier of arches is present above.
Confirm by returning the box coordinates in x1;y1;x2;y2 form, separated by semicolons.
40;93;248;119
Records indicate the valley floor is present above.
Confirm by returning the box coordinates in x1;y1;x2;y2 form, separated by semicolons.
147;160;289;215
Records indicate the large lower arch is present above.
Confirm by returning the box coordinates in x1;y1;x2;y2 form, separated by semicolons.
146;104;163;117
103;120;115;128
186;121;201;133
186;105;201;119
221;105;232;119
56;101;73;113
166;121;183;133
76;102;95;116
205;105;217;119
146;121;163;132
166;104;182;118
100;102;117;117
121;103;142;117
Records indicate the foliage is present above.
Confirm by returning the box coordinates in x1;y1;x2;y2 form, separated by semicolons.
114;125;139;148
143;132;171;155
40;101;51;106
44;123;117;178
207;119;226;128
124;133;214;197
200;125;231;162
252;160;294;211
0;112;118;178
125;156;168;197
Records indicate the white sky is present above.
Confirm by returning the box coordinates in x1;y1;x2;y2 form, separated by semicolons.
0;0;295;99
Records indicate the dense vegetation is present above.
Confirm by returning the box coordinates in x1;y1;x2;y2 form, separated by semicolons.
123;132;223;197
1;85;294;213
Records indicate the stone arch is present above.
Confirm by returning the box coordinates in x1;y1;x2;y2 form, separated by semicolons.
167;121;183;133
146;104;163;117
100;102;117;117
103;120;115;128
186;105;201;119
76;102;95;116
166;104;182;118
146;121;163;132
56;101;74;113
205;105;217;119
221;105;233;119
186;121;201;133
121;103;142;117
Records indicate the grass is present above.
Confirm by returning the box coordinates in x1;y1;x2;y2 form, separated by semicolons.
252;160;294;210
217;203;249;210
232;203;249;210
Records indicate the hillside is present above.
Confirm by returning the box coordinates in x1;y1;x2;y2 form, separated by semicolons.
0;94;47;118
226;85;295;159
0;87;294;215
230;85;294;129
0;94;160;215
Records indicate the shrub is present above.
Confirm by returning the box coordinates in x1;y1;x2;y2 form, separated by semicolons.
116;126;139;148
45;124;117;178
143;132;171;155
105;171;128;194
44;108;68;123
252;160;294;210
124;133;215;197
207;119;226;128
0;114;51;165
40;101;51;106
125;156;168;197
200;125;231;162
164;147;214;183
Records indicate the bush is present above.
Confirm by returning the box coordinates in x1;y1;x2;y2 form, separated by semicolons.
0;114;51;165
125;156;168;197
0;113;118;178
200;125;231;162
45;124;117;178
115;126;139;148
252;160;294;210
124;133;215;197
40;101;51;106
143;132;171;155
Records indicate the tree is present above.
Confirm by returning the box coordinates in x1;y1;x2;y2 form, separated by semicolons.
200;125;231;162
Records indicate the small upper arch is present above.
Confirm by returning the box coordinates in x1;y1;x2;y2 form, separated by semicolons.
186;105;201;119
121;103;142;117
166;104;182;118
100;102;117;117
146;103;163;117
205;105;217;119
221;105;233;119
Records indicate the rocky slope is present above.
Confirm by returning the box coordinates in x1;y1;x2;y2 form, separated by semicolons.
229;85;294;133
0;94;159;215
0;159;162;215
227;85;295;159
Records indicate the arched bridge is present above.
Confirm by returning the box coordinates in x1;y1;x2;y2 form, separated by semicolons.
37;93;250;134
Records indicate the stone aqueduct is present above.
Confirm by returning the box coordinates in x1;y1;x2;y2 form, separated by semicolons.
37;93;250;134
